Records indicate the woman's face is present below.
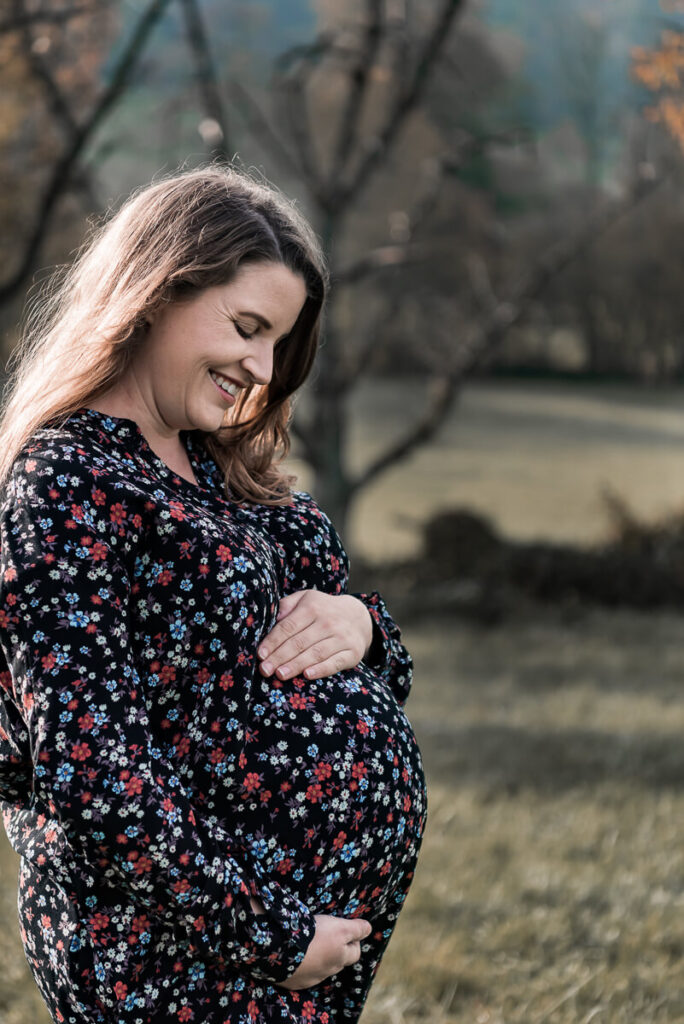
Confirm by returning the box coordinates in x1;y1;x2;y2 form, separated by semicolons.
128;260;308;436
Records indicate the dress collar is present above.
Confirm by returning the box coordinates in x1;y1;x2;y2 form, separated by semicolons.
60;407;229;498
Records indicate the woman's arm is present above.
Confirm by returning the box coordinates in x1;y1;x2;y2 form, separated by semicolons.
350;589;414;707
0;466;314;984
260;491;414;706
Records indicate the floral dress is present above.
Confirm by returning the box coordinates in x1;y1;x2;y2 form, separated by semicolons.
0;408;427;1024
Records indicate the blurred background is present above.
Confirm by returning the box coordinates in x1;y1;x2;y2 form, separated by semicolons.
3;0;684;1021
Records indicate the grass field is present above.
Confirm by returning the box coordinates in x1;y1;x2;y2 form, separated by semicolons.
3;380;684;1022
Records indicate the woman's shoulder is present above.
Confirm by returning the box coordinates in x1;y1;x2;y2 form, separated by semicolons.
2;414;131;509
266;488;338;532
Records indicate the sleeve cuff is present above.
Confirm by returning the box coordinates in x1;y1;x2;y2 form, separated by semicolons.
186;843;316;984
352;590;414;706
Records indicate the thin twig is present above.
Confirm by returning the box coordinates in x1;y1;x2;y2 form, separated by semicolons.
336;0;465;206
178;0;232;161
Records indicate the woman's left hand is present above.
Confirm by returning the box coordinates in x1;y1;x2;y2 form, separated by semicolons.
257;590;374;681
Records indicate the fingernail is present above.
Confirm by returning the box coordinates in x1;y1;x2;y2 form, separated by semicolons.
261;661;273;675
258;647;268;658
278;665;290;678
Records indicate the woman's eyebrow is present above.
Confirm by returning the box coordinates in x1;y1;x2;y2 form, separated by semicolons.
238;310;272;330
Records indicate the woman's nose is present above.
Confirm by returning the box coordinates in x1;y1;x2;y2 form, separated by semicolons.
241;340;274;386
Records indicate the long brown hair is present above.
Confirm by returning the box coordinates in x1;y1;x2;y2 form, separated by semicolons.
0;164;328;503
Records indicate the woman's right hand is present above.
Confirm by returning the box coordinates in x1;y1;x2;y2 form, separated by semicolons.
277;914;372;990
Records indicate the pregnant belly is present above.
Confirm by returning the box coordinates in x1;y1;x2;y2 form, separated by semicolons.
233;664;427;918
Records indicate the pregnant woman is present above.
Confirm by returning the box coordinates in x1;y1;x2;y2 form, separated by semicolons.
0;166;427;1023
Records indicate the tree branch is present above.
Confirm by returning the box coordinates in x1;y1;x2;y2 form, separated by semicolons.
178;0;232;161
335;0;465;207
333;241;431;286
0;3;110;35
0;0;174;306
290;414;320;469
329;0;383;185
351;173;668;493
227;77;301;174
274;59;322;188
14;0;78;136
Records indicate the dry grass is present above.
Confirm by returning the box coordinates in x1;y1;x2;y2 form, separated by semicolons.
362;607;684;1024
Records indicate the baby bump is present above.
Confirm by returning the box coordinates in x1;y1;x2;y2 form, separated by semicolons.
235;665;428;916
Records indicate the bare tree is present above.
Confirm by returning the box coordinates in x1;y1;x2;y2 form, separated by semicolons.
223;0;667;533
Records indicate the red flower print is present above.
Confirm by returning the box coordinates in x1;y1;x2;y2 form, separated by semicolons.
333;831;347;850
132;854;153;876
77;712;94;731
216;544;233;562
109;503;126;525
219;671;234;690
114;982;128;1001
169;500;186;521
177;1007;194;1021
71;741;91;761
302;1002;316;1020
305;783;323;803
174;735;190;757
124;775;143;796
91;487;106;505
242;772;262;794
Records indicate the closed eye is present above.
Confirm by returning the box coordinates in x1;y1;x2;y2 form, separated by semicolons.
234;321;255;341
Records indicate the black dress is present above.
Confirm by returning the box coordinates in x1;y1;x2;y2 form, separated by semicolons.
0;408;427;1024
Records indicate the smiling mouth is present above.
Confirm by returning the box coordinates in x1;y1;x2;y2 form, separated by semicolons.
209;370;240;400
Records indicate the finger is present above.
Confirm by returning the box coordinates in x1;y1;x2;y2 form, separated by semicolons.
297;651;358;681
266;632;340;680
258;607;317;670
346;918;372;943
342;940;362;967
276;590;307;621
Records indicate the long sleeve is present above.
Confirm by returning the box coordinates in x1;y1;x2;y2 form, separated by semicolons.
272;490;414;706
0;465;315;984
352;590;414;707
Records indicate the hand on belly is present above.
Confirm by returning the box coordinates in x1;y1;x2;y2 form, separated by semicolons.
250;894;371;990
258;590;373;681
277;914;372;991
